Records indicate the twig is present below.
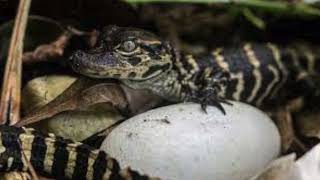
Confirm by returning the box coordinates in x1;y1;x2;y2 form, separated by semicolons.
242;7;266;29
0;0;31;125
22;31;72;64
22;27;98;64
0;0;40;178
18;140;40;180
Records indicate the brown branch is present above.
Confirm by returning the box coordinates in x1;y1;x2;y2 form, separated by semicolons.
22;32;72;64
22;28;98;64
18;140;40;180
0;1;40;178
0;0;31;125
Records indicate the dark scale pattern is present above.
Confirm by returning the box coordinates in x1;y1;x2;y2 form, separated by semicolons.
51;136;72;178
0;126;24;171
278;49;312;100
140;44;162;60
92;152;108;180
127;57;141;66
142;64;171;78
250;44;280;104
281;48;303;80
195;53;219;69
172;55;196;81
181;55;197;72
108;158;122;179
298;53;309;71
0;125;24;171
225;78;238;100
193;55;223;85
222;46;255;100
264;46;286;102
30;133;48;176
72;144;91;179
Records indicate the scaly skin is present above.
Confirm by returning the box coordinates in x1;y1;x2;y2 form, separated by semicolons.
69;25;320;113
0;125;155;180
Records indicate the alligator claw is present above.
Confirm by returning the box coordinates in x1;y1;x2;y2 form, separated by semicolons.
201;102;208;114
198;87;230;115
200;96;227;115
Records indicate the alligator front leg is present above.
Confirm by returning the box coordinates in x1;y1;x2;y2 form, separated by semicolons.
189;69;232;114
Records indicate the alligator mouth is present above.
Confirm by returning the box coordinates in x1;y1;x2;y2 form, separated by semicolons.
69;50;120;72
69;50;142;80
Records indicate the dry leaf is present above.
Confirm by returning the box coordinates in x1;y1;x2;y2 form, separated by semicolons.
296;110;320;139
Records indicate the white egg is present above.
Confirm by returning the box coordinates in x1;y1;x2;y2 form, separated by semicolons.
101;102;280;180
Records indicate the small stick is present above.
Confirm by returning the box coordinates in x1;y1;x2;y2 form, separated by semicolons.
18;140;40;180
22;27;98;64
0;0;31;125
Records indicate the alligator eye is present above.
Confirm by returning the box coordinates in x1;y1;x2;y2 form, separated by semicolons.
122;40;136;52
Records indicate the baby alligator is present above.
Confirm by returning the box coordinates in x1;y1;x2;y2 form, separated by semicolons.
0;125;153;180
69;25;320;113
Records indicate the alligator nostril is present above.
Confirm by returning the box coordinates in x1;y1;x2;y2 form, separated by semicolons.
69;50;84;62
76;50;85;58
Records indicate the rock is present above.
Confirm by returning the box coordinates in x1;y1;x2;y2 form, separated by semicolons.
101;102;280;180
22;75;76;114
32;104;123;141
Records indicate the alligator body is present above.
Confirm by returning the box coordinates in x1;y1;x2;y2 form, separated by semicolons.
69;25;320;113
0;125;153;180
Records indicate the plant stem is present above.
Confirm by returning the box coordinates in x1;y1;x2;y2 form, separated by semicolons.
126;0;320;16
